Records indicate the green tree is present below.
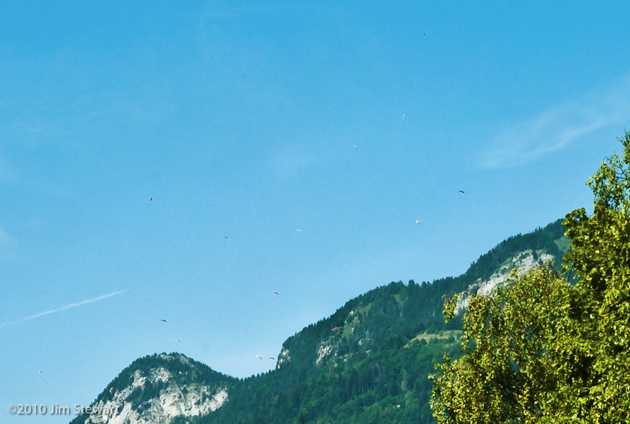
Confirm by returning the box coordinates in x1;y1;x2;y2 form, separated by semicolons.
431;131;630;423
430;266;574;423
559;130;630;421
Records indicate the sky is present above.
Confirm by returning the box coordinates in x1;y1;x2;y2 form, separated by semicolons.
2;1;630;422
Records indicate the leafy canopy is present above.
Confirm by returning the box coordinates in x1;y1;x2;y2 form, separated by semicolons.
431;131;630;423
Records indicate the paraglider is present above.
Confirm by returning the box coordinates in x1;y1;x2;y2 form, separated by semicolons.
222;235;228;240
267;357;275;361
403;114;406;120
270;291;279;296
352;144;358;149
332;327;340;331
39;370;42;377
415;220;421;225
160;319;166;323
255;355;263;360
458;190;465;194
294;229;302;237
175;338;181;343
149;197;153;202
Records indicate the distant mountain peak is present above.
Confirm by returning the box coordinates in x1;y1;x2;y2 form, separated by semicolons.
71;353;234;424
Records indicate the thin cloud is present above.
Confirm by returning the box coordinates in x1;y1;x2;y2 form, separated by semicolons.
0;290;127;329
480;75;630;168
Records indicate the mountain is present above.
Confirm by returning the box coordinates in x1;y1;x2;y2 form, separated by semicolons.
70;353;235;424
71;219;569;424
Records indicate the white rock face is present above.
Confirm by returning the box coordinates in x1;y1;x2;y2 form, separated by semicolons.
277;348;291;370
83;356;228;424
316;343;333;366
455;250;554;314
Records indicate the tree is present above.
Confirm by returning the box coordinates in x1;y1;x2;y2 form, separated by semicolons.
559;130;630;421
431;131;630;423
430;266;575;423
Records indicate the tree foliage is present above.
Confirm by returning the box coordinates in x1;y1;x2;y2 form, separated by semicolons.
431;131;630;423
431;267;575;423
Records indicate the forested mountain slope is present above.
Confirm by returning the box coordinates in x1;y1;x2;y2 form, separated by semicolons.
72;219;569;424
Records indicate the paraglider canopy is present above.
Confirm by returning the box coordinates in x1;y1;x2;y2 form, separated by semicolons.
160;319;166;323
255;355;263;360
222;235;228;239
332;327;340;331
267;357;275;361
149;197;153;202
270;291;279;296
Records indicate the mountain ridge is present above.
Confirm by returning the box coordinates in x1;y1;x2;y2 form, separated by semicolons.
71;218;569;424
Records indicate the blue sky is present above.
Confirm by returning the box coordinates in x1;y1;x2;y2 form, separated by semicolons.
2;1;630;422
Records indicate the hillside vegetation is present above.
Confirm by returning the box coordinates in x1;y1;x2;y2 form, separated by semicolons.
73;217;569;424
202;221;568;424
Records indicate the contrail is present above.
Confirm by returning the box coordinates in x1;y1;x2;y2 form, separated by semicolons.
0;289;128;329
